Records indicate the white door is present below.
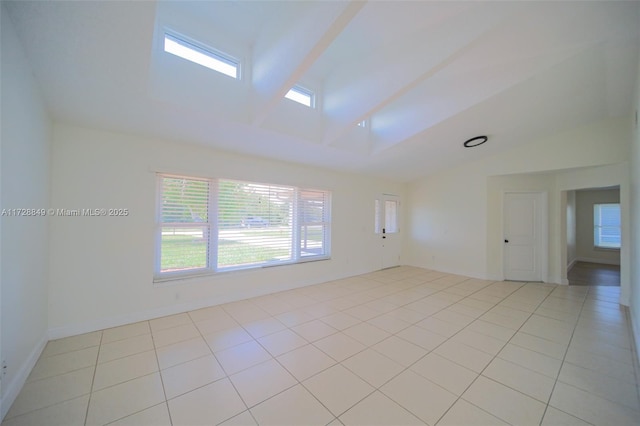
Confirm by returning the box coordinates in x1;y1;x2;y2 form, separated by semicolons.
503;192;545;281
376;195;401;269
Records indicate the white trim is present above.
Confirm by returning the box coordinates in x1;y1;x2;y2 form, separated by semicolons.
49;264;334;340
628;307;640;376
0;333;48;421
574;256;621;266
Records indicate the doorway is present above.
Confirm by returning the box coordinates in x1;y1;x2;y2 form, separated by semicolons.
568;261;620;286
376;194;401;269
503;191;547;281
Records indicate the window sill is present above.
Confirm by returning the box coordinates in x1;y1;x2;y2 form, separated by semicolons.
593;246;621;252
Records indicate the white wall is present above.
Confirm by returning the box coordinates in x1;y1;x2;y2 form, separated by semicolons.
629;32;640;364
0;8;51;419
407;116;631;296
574;188;620;265
48;124;405;337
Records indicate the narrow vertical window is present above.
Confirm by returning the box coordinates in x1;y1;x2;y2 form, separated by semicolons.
374;199;381;234
158;176;211;275
299;190;330;258
385;199;399;233
594;203;621;248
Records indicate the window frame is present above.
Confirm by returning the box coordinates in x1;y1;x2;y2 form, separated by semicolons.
154;174;331;282
593;203;621;250
163;32;241;80
285;85;315;108
155;174;214;281
374;196;400;235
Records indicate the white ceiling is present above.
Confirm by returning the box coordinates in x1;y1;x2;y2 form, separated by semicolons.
5;1;639;182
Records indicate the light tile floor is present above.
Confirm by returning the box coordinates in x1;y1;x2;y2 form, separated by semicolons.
3;267;640;425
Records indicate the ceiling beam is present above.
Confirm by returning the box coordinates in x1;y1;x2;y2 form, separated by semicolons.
250;0;366;127
321;4;513;147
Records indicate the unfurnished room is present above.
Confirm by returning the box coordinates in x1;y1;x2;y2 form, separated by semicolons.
2;1;640;425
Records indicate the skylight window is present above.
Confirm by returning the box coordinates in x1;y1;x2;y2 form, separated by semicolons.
285;85;314;108
163;33;239;79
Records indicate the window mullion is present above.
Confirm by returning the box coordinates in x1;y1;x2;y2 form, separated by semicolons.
210;179;218;272
293;189;300;260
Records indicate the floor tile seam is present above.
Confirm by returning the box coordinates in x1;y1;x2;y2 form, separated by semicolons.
93;368;165;397
2;393;93;424
228;371;300;412
288;363;378;422
621;304;640;409
434;398;511;426
83;331;103;426
100;401;168;426
553;373;640;412
155;312;230;426
565;340;636;368
437;287;558;426
503;331;567;361
546;381;640;422
298;380;376;420
99;330;153;347
25;358;101;386
379;305;515;424
38;344;100;361
542;284;593;425
97;344;157;366
149;320;199;338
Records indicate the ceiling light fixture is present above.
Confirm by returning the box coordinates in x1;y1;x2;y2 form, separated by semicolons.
463;135;488;148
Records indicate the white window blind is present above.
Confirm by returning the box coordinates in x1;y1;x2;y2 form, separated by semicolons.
156;174;330;279
158;176;211;274
217;180;294;269
594;203;621;248
299;190;330;258
385;200;398;233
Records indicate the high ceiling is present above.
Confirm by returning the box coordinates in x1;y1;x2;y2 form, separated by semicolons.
5;1;639;182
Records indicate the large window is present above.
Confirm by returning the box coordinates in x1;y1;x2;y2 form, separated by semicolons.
156;174;331;280
593;203;621;249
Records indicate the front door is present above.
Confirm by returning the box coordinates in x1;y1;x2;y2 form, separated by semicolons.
377;195;401;269
503;192;545;281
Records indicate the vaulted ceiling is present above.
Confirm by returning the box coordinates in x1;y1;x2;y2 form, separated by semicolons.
5;1;639;181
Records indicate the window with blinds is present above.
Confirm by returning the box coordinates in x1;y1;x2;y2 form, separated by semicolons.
158;176;211;275
217;180;294;269
299;190;330;258
155;174;331;280
593;203;621;249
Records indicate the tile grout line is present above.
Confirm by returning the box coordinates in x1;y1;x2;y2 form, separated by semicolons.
146;320;175;426
83;330;104;426
537;285;591;425
432;282;559;426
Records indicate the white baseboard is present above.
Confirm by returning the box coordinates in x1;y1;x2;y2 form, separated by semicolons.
629;307;640;374
0;332;48;421
48;279;320;340
575;257;621;266
567;258;578;272
48;292;255;340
